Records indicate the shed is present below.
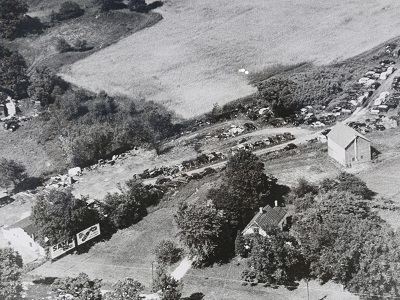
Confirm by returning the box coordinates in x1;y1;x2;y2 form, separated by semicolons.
327;123;371;167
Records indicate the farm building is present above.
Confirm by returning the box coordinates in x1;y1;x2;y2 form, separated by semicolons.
242;204;293;237
327;123;371;167
2;216;46;263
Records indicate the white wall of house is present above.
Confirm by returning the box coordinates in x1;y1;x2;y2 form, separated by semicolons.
2;227;45;263
328;138;346;165
243;225;267;237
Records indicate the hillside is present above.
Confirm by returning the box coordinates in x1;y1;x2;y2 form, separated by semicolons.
61;0;400;118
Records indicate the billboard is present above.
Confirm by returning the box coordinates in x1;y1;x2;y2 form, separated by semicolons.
50;237;76;259
76;223;100;246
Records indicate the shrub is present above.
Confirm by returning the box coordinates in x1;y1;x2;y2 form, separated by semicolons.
101;190;147;229
56;37;73;53
153;240;183;266
152;266;182;300
105;278;144;300
51;273;102;300
74;39;91;51
0;248;23;299
0;158;27;190
0;0;28;39
51;1;84;21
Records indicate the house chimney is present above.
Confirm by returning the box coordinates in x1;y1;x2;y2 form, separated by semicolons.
259;207;263;213
274;200;278;207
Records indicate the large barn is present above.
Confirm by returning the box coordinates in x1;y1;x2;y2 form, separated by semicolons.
327;123;371;167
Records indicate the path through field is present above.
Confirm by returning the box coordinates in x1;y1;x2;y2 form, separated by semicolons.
61;0;400;117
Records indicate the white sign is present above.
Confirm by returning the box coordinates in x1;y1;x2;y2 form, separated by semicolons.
76;224;100;245
50;238;76;259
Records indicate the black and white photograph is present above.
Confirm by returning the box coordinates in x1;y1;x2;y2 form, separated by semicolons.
1;0;400;299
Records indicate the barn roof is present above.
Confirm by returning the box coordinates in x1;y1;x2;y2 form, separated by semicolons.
327;122;370;149
245;206;290;232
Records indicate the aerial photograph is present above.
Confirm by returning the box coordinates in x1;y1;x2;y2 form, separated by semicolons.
1;0;400;299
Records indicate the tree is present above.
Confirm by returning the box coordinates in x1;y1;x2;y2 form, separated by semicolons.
234;231;246;258
292;191;381;285
256;77;299;117
347;229;400;300
0;248;23;300
208;150;278;230
0;0;28;39
101;188;147;230
242;228;306;286
174;202;232;266
51;1;84;21
152;266;182;300
0;45;29;98
28;66;68;106
104;278;144;300
0;158;27;190
32;189;100;245
51;273;102;300
153;240;183;266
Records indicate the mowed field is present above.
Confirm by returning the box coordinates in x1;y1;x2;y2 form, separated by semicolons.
61;0;400;117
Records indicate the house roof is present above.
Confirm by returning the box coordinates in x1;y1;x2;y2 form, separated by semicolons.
6;216;37;237
327;122;370;149
245;206;290;232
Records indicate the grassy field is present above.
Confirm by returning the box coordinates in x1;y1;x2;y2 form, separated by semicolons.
12;9;162;72
62;0;400;117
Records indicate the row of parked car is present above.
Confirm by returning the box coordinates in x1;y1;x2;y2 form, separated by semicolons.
231;132;295;153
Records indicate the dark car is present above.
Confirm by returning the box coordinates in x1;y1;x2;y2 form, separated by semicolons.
376;125;386;131
284;143;297;151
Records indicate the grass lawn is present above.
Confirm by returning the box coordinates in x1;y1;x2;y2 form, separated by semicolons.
183;260;357;300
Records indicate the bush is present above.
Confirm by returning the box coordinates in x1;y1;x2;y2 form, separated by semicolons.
152;266;182;300
0;0;28;39
0;45;29;98
51;273;102;300
56;37;73;53
153;240;183;266
74;39;91;51
0;158;27;190
101;190;147;229
105;278;144;300
51;1;84;22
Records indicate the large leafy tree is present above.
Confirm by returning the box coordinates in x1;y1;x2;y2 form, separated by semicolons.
0;45;29;98
242;228;306;286
292;191;382;285
0;158;27;190
256;77;299;117
208;150;278;230
0;248;23;300
0;0;28;39
104;278;144;300
348;229;400;299
32;189;100;245
51;273;102;300
175;202;232;266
